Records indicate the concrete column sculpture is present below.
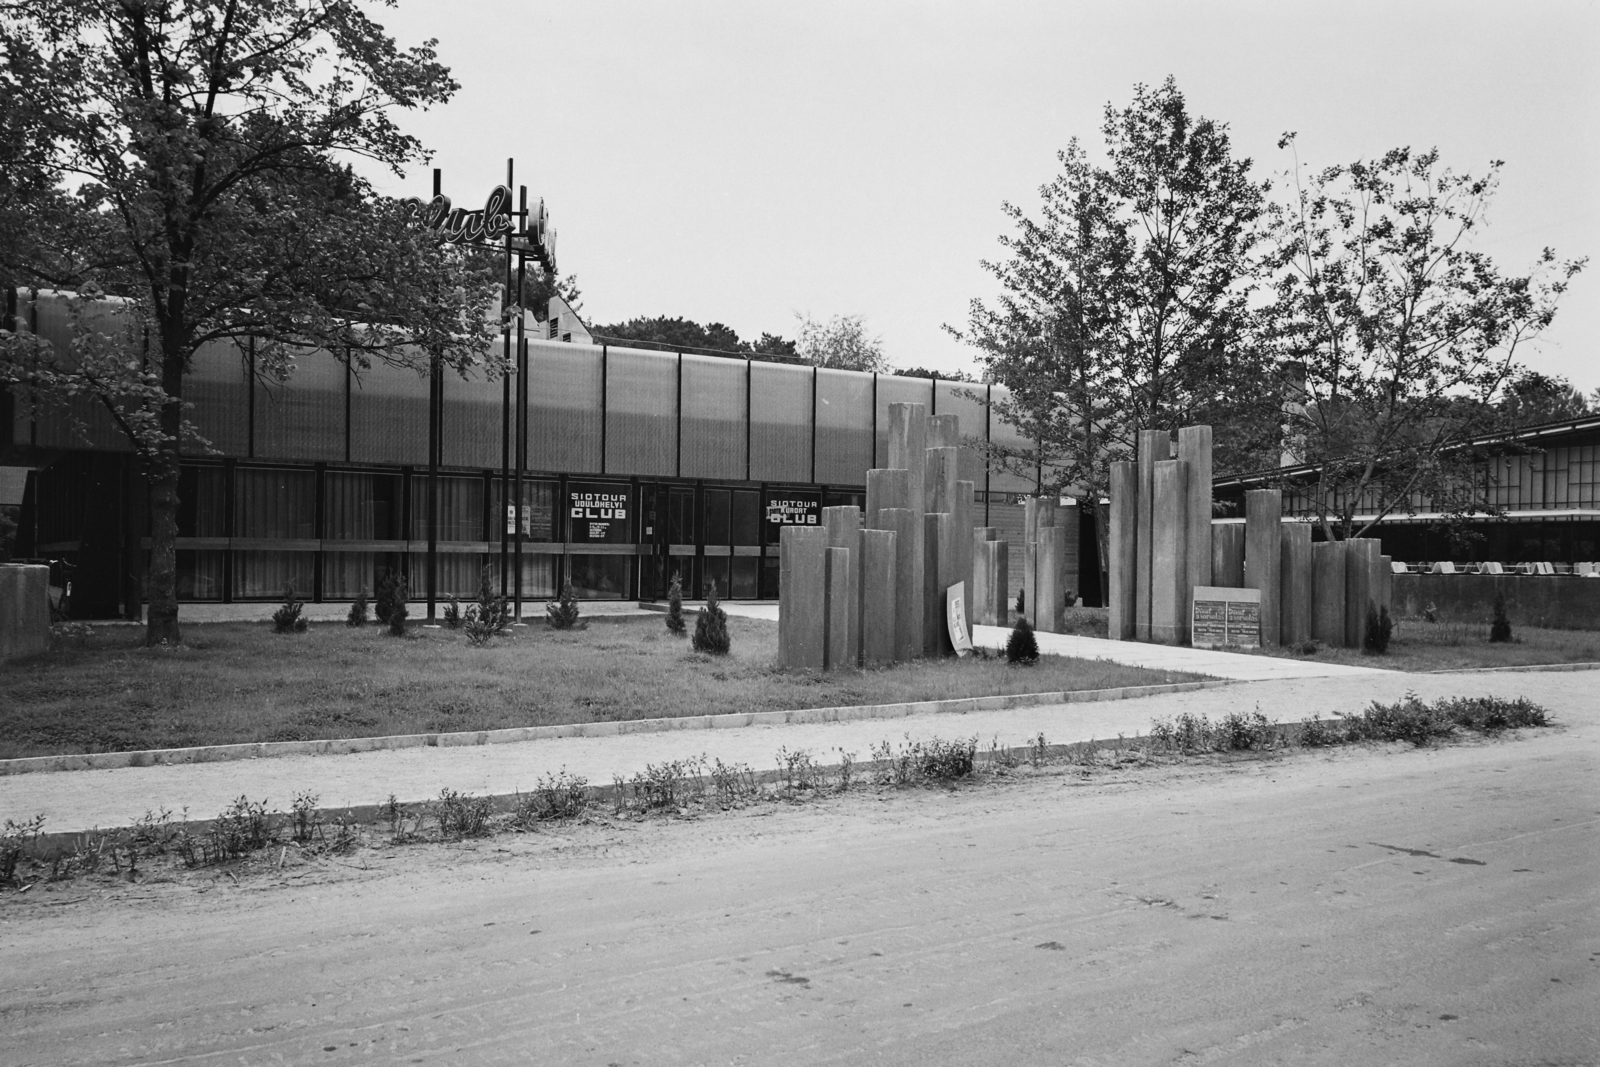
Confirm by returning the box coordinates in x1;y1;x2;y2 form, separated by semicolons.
1178;425;1213;599
923;511;956;656
1244;489;1283;649
1311;540;1347;646
973;538;1009;627
877;506;920;662
1344;538;1379;648
1149;459;1190;644
825;545;852;670
778;526;829;669
0;564;50;662
1280;523;1313;647
1212;524;1245;587
954;480;975;637
1108;461;1138;640
822;505;861;667
859;529;898;667
927;413;961;449
1135;430;1169;640
865;468;909;528
885;403;926;657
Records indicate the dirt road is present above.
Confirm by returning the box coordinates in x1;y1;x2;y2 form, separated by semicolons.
3;717;1597;1065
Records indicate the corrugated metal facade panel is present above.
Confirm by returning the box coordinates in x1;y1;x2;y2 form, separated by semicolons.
28;291;131;451
350;358;429;465
987;385;1039;494
186;339;250;458
528;341;602;473
873;375;932;467
442;365;502;470
253;353;346;462
813;368;873;486
934;379;989;487
749;361;812;483
680;354;747;480
604;346;677;477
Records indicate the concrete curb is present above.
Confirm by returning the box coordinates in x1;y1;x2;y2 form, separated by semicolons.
1427;661;1600;675
0;679;1233;777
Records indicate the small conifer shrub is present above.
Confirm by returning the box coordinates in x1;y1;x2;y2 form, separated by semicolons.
1363;603;1393;654
442;594;463;629
547;581;583;630
272;584;309;634
665;572;687;636
1006;616;1039;664
1015;588;1026;618
692;581;731;655
346;590;369;627
375;570;401;628
386;576;409;637
474;565;511;632
1489;591;1513;643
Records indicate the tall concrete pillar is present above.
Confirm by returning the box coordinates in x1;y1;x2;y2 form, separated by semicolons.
924;511;956;656
822;505;862;667
1378;554;1394;614
1178;426;1213;599
1035;525;1068;633
927;413;961;449
1150;460;1190;645
954;480;975;640
778;526;828;669
1244;489;1283;649
1280;523;1312;647
1345;538;1378;648
825;546;852;671
865;469;909;528
1212;524;1245;587
859;529;898;667
878;507;920;662
1108;460;1138;640
925;446;959;514
1311;540;1347;646
1136;429;1169;641
886;403;926;658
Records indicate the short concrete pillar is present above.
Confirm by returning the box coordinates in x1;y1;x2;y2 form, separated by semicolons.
822;506;862;667
778;526;829;669
0;564;51;662
1035;524;1068;633
825;546;853;671
1135;429;1169;641
1212;524;1244;587
1311;540;1347;646
925;446;959;514
1344;538;1379;648
865;469;909;528
926;412;961;449
1378;554;1394;614
1365;545;1387;629
973;538;1009;627
1178;425;1213;596
859;529;898;667
1108;460;1138;640
1280;524;1313;647
1244;490;1283;648
924;511;957;656
878;507;921;662
1150;460;1190;645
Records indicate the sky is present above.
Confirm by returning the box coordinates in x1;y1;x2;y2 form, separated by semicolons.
360;0;1599;390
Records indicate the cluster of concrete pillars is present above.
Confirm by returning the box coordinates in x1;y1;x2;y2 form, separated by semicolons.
1018;496;1079;633
777;403;998;669
1109;425;1395;649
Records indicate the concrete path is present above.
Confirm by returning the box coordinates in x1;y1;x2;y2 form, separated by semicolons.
3;670;1590;836
718;602;1391;681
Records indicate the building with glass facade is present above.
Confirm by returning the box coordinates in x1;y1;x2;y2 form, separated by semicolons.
3;290;1074;619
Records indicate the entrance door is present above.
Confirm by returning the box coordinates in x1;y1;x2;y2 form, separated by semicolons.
639;484;671;600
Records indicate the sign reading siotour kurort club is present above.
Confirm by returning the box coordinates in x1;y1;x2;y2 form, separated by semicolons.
570;487;630;544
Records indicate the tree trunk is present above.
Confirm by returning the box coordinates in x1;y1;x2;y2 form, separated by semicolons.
144;449;181;645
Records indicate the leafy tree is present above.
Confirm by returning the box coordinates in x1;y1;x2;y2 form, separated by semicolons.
1264;138;1585;540
750;332;797;360
892;365;975;382
956;77;1276;592
1496;371;1589;428
593;316;799;362
795;313;888;372
0;0;495;645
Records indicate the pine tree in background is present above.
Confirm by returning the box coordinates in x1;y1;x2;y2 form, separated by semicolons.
665;572;687;636
1490;592;1513;643
693;581;731;655
1006;616;1039;664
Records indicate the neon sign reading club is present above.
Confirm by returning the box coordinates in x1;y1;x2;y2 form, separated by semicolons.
401;185;556;269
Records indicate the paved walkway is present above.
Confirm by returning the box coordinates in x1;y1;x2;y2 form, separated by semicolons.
718;602;1391;682
5;669;1589;836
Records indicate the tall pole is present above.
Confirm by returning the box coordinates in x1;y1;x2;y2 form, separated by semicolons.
427;167;442;621
513;184;528;622
499;158;513;601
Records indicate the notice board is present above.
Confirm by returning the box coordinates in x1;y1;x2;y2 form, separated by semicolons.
1191;585;1261;650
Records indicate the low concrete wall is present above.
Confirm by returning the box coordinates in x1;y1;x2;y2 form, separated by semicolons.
1394;573;1600;630
1;564;51;661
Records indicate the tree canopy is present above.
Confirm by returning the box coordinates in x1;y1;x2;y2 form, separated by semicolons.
591;316;798;360
0;0;494;643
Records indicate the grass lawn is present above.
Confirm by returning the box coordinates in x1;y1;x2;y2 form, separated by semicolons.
1055;605;1600;672
0;615;1202;759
